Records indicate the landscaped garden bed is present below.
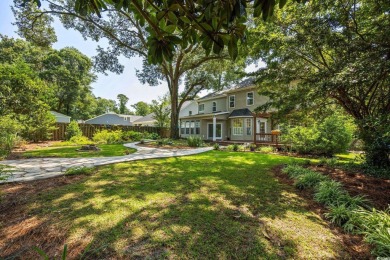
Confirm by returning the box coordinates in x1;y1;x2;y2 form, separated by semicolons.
0;151;375;259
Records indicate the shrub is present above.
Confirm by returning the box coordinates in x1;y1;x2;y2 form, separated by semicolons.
0;115;23;156
21;110;56;142
233;143;240;151
157;138;172;146
93;130;123;144
187;136;203;147
325;203;354;227
65;166;94;176
213;143;220;150
0;164;13;181
144;132;160;140
69;136;92;145
285;114;353;156
65;121;82;140
282;164;310;179
352;208;390;256
256;146;274;153
314;180;347;206
122;131;143;141
294;171;328;190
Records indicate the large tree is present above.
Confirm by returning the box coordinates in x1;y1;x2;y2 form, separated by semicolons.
14;0;244;138
117;94;130;114
249;0;390;167
23;0;295;64
131;101;150;116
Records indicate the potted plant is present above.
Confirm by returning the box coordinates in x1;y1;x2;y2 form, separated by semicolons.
250;144;257;151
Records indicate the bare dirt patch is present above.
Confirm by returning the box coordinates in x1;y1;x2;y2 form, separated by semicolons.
0;175;87;259
272;165;373;259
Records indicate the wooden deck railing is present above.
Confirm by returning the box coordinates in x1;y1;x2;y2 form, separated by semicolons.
254;133;283;146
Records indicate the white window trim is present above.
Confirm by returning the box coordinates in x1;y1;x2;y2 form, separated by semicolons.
247;91;254;106
232;118;243;136
207;123;223;139
198;103;205;113
212;101;217;112
229;95;235;108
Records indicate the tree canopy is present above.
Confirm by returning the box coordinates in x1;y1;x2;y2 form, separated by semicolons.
22;0;302;64
249;0;390;167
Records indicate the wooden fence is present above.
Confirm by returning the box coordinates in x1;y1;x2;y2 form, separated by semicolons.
52;123;170;140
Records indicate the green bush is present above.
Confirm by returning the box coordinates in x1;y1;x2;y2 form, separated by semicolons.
0;115;23;156
256;146;275;153
285;114;353;156
144;132;160;140
122;131;143;141
21;110;56;142
93;130;123;144
314;180;347;206
282;164;310;179
213;143;220;150
65;121;82;140
351;208;390;256
69;136;92;145
325;203;354;227
294;171;328;190
0;164;14;181
187;136;203;147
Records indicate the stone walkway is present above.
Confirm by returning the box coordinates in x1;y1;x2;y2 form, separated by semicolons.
0;143;213;183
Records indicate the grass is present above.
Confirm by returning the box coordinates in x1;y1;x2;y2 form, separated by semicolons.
22;144;136;158
3;151;353;259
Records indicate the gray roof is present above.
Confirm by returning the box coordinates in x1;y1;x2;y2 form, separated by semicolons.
229;108;253;118
134;112;155;123
197;78;255;101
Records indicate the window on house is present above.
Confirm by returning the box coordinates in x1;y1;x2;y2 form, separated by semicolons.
185;121;190;134
195;120;200;134
229;95;235;108
189;111;192;116
246;118;252;135
232;118;243;135
190;121;195;134
198;104;204;113
180;121;185;135
212;101;217;112
247;92;254;106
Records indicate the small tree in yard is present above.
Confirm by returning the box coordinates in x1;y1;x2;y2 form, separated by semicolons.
65;121;82;140
151;96;171;128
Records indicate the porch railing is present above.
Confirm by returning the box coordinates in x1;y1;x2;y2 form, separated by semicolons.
254;133;283;146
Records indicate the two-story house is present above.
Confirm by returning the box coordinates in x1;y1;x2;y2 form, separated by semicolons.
179;80;274;142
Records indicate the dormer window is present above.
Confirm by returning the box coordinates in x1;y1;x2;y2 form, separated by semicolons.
198;104;204;113
189;111;192;116
247;92;254;106
229;95;235;108
212;101;217;112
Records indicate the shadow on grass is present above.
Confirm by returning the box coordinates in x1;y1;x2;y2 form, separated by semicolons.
1;151;348;259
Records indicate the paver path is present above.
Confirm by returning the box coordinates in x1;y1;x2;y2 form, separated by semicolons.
0;142;213;183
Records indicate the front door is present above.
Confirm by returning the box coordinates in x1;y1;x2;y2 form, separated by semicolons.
208;123;222;139
256;119;267;141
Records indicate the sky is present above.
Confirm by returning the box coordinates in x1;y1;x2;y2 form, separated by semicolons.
0;1;260;107
0;0;169;105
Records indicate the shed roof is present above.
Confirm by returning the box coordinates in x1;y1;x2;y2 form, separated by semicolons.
228;108;253;118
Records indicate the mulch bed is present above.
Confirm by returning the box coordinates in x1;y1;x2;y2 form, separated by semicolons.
272;164;390;259
307;165;390;210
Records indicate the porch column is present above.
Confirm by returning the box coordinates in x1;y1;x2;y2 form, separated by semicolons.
213;116;216;141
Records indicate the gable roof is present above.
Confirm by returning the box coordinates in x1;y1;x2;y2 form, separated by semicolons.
197;78;255;101
50;111;71;118
228;108;253;118
85;113;142;123
134;113;155;123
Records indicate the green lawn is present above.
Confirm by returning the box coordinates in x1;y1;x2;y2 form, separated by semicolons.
7;151;353;258
22;144;135;158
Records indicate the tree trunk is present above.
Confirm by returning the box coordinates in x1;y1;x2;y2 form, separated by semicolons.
170;81;179;139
